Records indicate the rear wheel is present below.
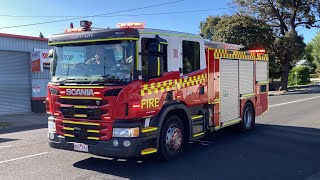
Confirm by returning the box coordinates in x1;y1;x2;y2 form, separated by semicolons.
239;102;255;132
158;115;185;161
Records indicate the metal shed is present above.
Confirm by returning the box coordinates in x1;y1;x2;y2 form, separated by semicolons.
0;33;49;115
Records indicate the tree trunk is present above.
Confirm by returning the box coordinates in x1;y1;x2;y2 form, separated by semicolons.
279;59;290;91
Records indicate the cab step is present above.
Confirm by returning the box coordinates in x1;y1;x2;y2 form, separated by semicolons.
191;114;205;139
141;148;157;155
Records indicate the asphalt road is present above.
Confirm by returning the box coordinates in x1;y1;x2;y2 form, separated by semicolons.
1;86;320;180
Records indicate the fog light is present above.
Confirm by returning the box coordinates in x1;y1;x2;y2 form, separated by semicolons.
49;132;54;140
113;140;119;147
123;140;131;147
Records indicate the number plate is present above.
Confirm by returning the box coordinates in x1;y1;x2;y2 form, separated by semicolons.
74;143;88;152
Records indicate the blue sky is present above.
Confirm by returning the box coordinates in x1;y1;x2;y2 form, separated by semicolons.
0;0;318;43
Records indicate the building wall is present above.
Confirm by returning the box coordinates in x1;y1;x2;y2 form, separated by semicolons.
0;35;50;114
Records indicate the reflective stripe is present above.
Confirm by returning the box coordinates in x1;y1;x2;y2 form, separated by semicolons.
241;93;255;99
60;96;102;100
257;81;269;84
74;106;87;109
49;38;138;46
141;73;207;96
213;48;256;60
141;148;157;155
157;57;160;76
136;41;139;70
87;130;100;133
58;86;104;89
191;115;203;120
63;127;74;131
64;133;74;138
222;118;241;127
87;137;99;140
141;127;157;133
193;132;205;137
74;114;87;118
63;120;100;126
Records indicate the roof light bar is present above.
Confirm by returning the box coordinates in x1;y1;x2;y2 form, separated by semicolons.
64;28;84;33
116;22;145;29
248;49;266;53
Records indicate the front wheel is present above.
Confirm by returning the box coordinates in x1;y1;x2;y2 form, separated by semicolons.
239;102;255;132
158;115;185;161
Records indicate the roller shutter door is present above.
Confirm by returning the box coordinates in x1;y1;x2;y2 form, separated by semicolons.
256;60;268;82
0;51;31;115
220;58;239;122
239;60;254;95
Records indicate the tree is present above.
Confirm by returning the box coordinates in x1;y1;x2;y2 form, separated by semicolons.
39;32;44;38
199;16;221;41
212;15;274;50
199;15;277;77
233;0;320;90
301;43;316;72
309;31;320;76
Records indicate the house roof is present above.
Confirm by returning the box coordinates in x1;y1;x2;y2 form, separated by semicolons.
0;33;48;41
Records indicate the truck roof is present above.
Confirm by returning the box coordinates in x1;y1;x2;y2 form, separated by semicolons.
48;28;202;45
138;28;202;39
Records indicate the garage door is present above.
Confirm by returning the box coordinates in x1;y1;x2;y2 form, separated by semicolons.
0;51;31;115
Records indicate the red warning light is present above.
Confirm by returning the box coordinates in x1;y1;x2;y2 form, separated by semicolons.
248;49;266;54
116;22;145;29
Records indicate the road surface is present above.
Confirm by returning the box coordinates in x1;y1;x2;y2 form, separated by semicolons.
1;86;320;180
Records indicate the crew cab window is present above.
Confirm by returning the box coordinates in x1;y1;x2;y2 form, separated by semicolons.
141;38;168;78
182;40;200;74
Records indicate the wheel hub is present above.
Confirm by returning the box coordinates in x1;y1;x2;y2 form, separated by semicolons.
166;124;182;152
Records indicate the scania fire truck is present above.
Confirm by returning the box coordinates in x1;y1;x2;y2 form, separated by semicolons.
47;21;269;160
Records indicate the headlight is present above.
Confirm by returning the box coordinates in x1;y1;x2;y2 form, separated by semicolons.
113;127;139;138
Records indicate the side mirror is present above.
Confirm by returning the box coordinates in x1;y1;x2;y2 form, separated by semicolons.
48;49;54;58
147;43;163;79
149;42;163;54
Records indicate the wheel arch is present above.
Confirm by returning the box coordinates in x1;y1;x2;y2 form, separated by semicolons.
153;102;192;148
242;99;255;118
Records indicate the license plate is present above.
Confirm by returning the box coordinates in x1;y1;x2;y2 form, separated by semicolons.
74;143;88;152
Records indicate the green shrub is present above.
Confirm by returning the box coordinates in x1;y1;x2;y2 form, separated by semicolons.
288;66;310;86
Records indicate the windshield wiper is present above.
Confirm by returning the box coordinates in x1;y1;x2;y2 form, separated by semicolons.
89;75;127;85
55;77;88;83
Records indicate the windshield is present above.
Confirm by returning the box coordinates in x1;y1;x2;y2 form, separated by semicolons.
52;40;135;84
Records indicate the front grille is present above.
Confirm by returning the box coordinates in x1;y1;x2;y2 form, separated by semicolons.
58;99;108;106
60;106;105;120
63;123;109;144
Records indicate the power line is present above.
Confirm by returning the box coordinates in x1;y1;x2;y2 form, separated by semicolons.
0;0;185;30
0;8;229;18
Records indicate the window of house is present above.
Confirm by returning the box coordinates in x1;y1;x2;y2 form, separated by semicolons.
182;40;200;74
141;38;168;78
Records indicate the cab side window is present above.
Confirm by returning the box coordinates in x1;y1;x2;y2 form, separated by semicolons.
141;38;168;78
182;40;200;74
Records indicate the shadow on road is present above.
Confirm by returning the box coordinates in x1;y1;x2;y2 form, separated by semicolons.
285;85;320;96
0;124;47;135
0;137;19;143
73;124;320;180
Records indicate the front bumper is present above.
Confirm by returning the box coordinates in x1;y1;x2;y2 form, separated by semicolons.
48;132;156;158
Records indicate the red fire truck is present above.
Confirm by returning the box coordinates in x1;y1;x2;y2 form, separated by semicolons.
46;21;269;160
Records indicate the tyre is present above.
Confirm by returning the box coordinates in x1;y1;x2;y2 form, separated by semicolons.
158;115;185;161
239;102;255;132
